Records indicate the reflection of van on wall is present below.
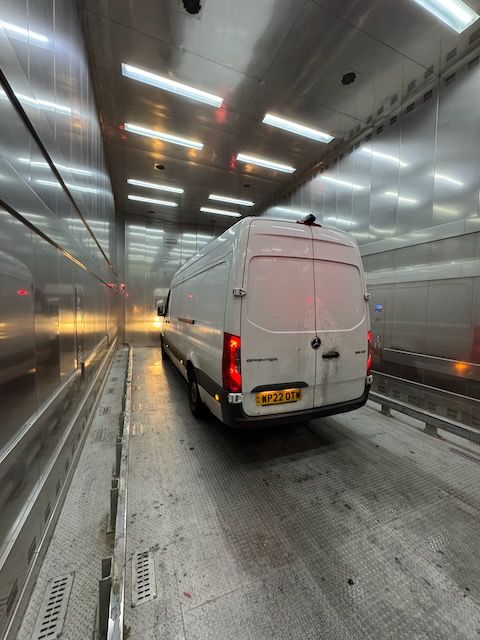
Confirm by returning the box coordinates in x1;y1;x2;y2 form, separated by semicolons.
0;251;35;384
160;217;372;427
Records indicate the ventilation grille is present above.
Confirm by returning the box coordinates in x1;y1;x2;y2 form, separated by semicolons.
446;47;457;62
132;550;157;607
31;574;73;640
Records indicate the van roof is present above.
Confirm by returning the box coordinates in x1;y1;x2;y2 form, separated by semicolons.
172;216;358;280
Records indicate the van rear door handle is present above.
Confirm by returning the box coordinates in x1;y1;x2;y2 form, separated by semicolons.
322;351;340;359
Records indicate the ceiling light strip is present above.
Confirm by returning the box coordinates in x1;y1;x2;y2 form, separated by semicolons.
200;206;241;218
263;113;333;143
128;194;178;207
124;122;204;150
236;153;295;174
412;0;479;33
127;178;184;194
122;63;223;108
209;194;254;206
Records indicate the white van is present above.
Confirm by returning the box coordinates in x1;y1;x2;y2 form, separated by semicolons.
160;216;372;427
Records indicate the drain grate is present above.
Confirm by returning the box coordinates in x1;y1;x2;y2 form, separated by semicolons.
31;573;73;640
132;551;157;607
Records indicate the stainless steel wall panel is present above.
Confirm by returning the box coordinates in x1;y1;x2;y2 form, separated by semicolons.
33;234;61;407
351;146;372;243
397;96;436;236
425;278;474;361
0;2;118;635
390;282;428;355
434;66;480;228
334;152;355;231
367;123;401;242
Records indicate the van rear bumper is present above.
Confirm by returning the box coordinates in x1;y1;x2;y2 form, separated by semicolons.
221;384;371;428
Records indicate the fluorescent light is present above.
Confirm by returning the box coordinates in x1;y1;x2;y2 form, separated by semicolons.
263;113;333;143
320;175;364;190
128;194;178;207
209;194;254;207
124;122;203;150
274;206;311;215
383;191;418;204
200;207;242;218
434;173;464;186
127;178;184;194
18;157;93;176
359;147;408;167
236;153;295;174
0;20;48;43
121;63;223;108
411;0;479;32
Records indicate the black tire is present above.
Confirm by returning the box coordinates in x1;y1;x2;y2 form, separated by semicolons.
188;368;206;418
160;338;167;361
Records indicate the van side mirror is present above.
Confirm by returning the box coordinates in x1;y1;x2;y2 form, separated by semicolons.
157;304;165;317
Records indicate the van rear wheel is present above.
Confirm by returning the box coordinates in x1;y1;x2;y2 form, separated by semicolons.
188;369;206;418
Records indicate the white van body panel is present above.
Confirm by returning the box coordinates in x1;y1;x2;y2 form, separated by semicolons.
240;219;317;416
162;217;370;427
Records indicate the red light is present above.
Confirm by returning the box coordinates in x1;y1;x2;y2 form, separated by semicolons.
215;103;227;124
367;330;373;374
16;289;29;296
222;332;242;392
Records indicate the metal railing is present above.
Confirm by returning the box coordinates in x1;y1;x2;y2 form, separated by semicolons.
369;390;480;446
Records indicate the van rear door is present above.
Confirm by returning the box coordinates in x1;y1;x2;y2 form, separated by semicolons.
240;220;316;417
311;228;368;407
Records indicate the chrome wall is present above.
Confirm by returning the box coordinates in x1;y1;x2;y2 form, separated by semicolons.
262;55;480;417
125;214;228;345
0;1;118;634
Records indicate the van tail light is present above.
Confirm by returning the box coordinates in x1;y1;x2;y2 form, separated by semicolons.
222;333;242;392
367;330;373;375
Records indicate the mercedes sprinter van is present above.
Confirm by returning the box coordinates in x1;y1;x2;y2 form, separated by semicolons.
160;216;372;427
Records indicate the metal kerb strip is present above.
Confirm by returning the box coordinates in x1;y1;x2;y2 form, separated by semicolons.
107;346;133;640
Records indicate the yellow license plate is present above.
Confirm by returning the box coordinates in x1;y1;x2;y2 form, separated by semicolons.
256;389;302;406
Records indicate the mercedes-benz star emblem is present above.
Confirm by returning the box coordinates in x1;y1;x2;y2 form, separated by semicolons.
311;336;321;349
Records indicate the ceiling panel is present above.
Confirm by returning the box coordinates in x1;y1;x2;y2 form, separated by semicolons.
82;11;260;110
312;0;479;67
80;0;480;226
80;0;306;78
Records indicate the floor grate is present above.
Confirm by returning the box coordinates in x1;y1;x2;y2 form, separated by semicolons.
31;573;73;640
131;551;157;607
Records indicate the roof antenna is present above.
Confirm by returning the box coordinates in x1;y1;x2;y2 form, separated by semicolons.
298;213;318;226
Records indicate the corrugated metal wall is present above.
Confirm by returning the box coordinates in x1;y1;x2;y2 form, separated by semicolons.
0;1;118;634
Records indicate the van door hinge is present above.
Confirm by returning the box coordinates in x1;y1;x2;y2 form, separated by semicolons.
364;292;371;300
233;288;247;297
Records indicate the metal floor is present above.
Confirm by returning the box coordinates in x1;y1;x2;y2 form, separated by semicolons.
125;347;480;640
